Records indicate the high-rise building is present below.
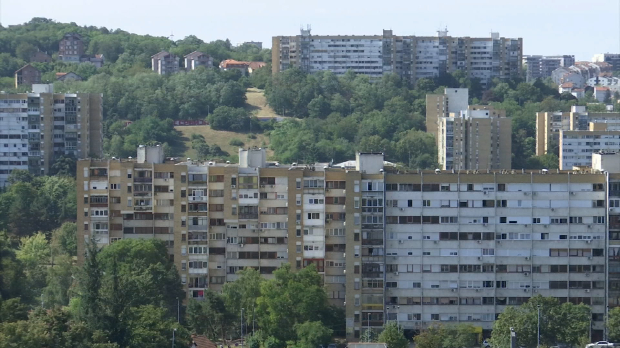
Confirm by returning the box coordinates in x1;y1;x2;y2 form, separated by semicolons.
427;89;512;170
523;55;575;82
0;84;102;187
560;129;620;169
272;28;522;86
78;148;616;341
536;106;620;162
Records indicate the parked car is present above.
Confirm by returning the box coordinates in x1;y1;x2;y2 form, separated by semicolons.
586;341;613;348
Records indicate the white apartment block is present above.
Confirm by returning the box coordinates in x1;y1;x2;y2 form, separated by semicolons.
0;84;102;187
560;130;620;170
273;29;522;86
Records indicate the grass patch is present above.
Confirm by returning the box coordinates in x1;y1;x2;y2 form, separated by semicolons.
176;125;272;159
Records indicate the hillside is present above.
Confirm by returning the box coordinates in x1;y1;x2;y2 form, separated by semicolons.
176;125;272;159
245;87;278;118
175;88;279;159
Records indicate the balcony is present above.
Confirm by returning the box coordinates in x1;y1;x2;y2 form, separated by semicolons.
134;206;152;212
239;214;258;220
189;196;208;202
133;192;152;197
134;177;152;183
189;225;208;231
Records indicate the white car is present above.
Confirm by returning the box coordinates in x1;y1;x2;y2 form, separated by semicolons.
586;341;613;348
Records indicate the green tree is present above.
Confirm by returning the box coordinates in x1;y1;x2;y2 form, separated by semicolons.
378;322;407;348
51;222;78;257
490;296;589;348
608;307;620;342
208;106;252;132
186;291;233;341
127;305;189;348
294;321;333;348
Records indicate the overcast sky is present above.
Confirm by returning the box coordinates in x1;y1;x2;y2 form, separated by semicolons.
2;0;619;61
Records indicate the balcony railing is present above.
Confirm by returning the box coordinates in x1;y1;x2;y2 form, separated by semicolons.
134;206;152;211
239;214;258;220
134;177;152;183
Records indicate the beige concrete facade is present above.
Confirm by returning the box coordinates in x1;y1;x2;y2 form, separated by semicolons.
428;89;511;170
535;106;620;157
78;149;617;341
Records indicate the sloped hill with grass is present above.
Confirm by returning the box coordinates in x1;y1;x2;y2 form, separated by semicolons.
176;125;272;160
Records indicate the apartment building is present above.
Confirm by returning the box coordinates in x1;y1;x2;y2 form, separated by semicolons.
184;51;213;71
523;55;575;82
78;148;618;341
14;64;41;88
593;53;620;70
536;106;620;156
0;84;102;187
273;28;522;86
559;129;620;170
426;88;511;170
59;33;85;63
151;51;180;75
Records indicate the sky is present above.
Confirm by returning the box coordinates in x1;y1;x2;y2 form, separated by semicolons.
2;0;619;61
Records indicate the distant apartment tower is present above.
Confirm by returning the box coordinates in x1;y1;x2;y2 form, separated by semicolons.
151;51;180;75
59;33;85;63
14;64;41;88
560;128;620;169
426;88;512;170
184;51;213;71
523;55;575;82
536;106;620;156
0;84;102;187
273;28;522;86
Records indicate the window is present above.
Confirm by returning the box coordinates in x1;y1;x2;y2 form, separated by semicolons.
307;213;320;219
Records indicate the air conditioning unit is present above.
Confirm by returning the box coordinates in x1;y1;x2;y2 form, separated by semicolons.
496;240;501;244
252;229;257;233
231;185;236;188
524;192;529;196
524;288;529;292
544;225;548;228
524;272;530;277
525;256;530;260
260;185;265;188
551;208;555;212
586;289;591;293
483;191;488;195
477;240;482;244
399;208;404;211
571;192;576;195
483;223;487;226
477;257;482;260
398;240;403;244
239;244;244;248
587;240;592;244
475;289;480;292
433;241;438;244
588;256;593;260
394;272;399;275
587;225;592;229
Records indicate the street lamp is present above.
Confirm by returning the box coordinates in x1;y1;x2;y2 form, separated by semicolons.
176;297;180;323
172;328;177;348
394;305;400;331
537;305;541;348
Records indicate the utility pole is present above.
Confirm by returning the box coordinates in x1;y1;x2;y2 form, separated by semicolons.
241;308;244;344
177;297;180;323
